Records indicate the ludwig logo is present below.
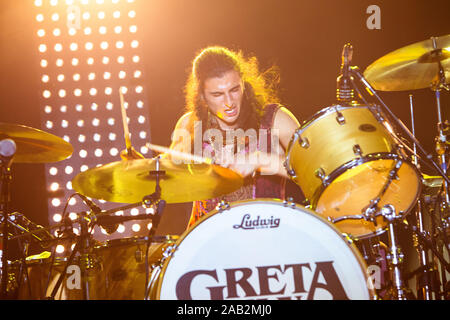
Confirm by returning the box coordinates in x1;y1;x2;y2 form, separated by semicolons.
233;214;280;230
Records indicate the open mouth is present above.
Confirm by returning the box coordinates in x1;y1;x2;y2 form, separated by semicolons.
224;106;238;117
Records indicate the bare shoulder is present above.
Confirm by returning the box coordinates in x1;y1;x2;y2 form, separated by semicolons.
174;111;193;130
273;106;301;149
273;106;300;130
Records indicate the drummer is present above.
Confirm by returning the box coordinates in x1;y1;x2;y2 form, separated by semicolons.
123;46;301;228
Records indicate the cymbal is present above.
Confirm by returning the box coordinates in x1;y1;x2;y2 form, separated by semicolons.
364;34;450;91
0;123;73;163
71;158;244;204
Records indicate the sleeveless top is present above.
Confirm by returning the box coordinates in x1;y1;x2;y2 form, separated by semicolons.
188;104;286;227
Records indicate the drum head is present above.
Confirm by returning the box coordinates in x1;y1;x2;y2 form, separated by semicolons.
156;200;373;300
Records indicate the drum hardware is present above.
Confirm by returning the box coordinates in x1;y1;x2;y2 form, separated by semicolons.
143;156;167;300
375;205;412;300
1;139;15;298
152;199;374;300
216;199;231;212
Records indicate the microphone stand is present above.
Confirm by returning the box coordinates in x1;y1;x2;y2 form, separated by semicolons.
47;211;98;300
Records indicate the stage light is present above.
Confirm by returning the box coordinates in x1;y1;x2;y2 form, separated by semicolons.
52;198;61;207
132;224;141;232
35;0;151;241
53;214;62;223
117;224;125;233
65;166;74;174
43;90;51;98
100;41;109;50
55;245;65;254
131;40;139;48
38;44;47;52
49;167;58;176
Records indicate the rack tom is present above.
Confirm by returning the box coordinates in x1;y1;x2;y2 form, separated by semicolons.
285;104;420;238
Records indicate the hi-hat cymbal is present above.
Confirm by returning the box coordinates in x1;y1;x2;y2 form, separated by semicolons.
71;158;244;204
364;34;450;91
0;123;73;163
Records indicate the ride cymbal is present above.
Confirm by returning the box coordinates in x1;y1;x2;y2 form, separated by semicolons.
0;123;73;163
71;158;244;204
364;34;450;91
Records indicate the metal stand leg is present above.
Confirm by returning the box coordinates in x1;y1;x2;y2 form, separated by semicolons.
381;204;413;300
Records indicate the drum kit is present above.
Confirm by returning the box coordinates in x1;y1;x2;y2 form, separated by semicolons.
1;35;449;300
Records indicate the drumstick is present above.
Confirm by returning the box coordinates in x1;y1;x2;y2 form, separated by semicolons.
119;87;132;155
145;142;213;165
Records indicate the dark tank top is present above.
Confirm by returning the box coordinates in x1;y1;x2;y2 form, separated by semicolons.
188;104;286;227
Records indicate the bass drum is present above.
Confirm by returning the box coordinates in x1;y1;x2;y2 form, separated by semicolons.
149;199;374;300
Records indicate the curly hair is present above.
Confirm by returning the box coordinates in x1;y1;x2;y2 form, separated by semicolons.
184;46;280;133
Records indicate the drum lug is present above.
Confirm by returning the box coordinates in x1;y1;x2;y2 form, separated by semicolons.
336;110;346;125
353;144;363;157
315;167;327;183
283;160;297;178
298;136;310;149
216;200;230;212
341;233;354;245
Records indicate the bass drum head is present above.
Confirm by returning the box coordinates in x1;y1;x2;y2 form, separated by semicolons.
155;199;374;300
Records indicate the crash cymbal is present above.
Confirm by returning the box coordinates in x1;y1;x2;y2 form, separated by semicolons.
71;158;244;204
364;34;450;91
0;123;73;163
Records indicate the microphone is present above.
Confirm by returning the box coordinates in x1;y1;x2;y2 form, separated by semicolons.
0;139;16;168
336;43;355;103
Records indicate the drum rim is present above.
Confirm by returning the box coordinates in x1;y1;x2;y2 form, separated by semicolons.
311;152;422;239
155;198;376;300
285;103;382;178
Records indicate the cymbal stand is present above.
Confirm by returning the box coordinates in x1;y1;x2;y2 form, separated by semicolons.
428;36;450;299
408;94;434;300
430;36;450;203
143;156;166;300
350;66;450;187
0;157;13;299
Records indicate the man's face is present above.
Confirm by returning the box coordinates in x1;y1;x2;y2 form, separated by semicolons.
202;69;244;129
